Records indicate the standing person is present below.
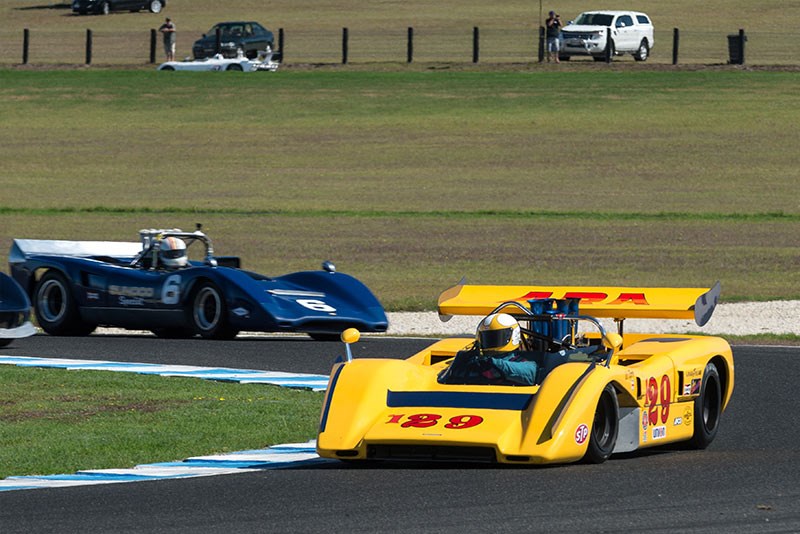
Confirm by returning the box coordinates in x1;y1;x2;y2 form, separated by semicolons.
159;17;176;62
545;10;562;63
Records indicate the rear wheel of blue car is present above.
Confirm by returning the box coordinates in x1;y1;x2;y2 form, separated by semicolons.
583;384;619;464
34;271;96;336
688;362;722;449
190;282;238;340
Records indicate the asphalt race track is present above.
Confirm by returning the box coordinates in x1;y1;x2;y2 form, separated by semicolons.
1;335;799;533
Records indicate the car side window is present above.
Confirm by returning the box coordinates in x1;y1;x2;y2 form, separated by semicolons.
254;23;266;35
636;15;650;25
243;24;253;36
616;15;634;28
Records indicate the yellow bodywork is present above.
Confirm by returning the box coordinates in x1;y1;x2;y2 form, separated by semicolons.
317;334;734;464
317;283;733;465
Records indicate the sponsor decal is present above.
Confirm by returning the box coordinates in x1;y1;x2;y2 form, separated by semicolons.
652;426;667;440
641;410;649;431
690;378;702;395
118;296;145;307
683;407;693;426
683;384;692;395
686;368;702;378
512;291;649;306
385;413;484;429
232;307;250;317
109;285;154;298
673;417;683;426
86;291;100;300
575;424;589;445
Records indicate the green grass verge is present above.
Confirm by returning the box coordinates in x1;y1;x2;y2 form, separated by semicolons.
0;366;322;479
1;70;799;307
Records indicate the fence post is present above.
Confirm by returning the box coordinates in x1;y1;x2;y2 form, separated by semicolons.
672;28;679;65
85;28;92;65
150;28;157;63
342;27;348;64
278;28;284;62
22;28;29;64
407;27;413;63
738;28;746;64
605;26;612;63
538;26;544;62
472;26;479;63
215;27;221;55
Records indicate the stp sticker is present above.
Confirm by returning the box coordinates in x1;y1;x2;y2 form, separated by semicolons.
575;424;589;444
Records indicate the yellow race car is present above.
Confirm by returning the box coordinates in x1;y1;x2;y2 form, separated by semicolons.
317;282;734;465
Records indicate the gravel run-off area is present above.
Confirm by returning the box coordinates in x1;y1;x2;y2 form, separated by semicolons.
387;301;800;337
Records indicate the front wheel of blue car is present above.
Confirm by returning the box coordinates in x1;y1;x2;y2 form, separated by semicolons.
189;282;238;340
583;384;619;464
34;271;96;336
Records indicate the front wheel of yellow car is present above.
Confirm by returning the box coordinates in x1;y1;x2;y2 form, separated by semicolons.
583;384;619;464
688;363;721;449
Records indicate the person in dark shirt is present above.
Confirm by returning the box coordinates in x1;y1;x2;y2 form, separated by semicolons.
545;10;563;63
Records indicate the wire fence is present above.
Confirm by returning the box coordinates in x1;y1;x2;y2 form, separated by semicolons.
0;27;795;66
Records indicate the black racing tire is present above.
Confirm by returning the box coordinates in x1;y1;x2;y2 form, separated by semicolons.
688;362;722;449
634;39;650;61
0;338;12;348
309;332;341;342
160;65;175;71
148;0;163;14
100;2;110;15
583;384;619;463
34;271;96;336
189;281;238;340
226;63;244;71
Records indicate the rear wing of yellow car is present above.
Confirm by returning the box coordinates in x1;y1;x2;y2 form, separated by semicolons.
438;281;721;326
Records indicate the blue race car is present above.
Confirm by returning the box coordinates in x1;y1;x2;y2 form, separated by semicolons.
8;226;387;340
0;272;36;348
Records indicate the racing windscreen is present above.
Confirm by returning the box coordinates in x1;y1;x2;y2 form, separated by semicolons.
438;282;721;326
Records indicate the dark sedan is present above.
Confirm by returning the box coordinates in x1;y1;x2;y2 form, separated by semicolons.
72;0;165;15
193;21;275;59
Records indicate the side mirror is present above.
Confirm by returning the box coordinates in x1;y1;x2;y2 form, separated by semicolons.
322;260;336;273
341;328;360;362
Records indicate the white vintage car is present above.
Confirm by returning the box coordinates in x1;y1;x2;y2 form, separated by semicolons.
158;48;279;72
559;11;654;61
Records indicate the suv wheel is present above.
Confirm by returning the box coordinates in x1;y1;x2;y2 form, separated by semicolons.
634;39;649;61
149;0;163;13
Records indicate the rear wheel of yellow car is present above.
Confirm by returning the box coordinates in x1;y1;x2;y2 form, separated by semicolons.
688;363;721;449
583;384;619;464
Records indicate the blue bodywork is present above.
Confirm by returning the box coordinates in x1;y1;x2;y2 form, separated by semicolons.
0;272;36;346
8;235;387;339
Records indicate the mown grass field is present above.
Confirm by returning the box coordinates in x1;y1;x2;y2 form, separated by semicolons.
1;70;798;308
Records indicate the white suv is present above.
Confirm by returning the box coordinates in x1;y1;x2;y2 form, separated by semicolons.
559;11;654;61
